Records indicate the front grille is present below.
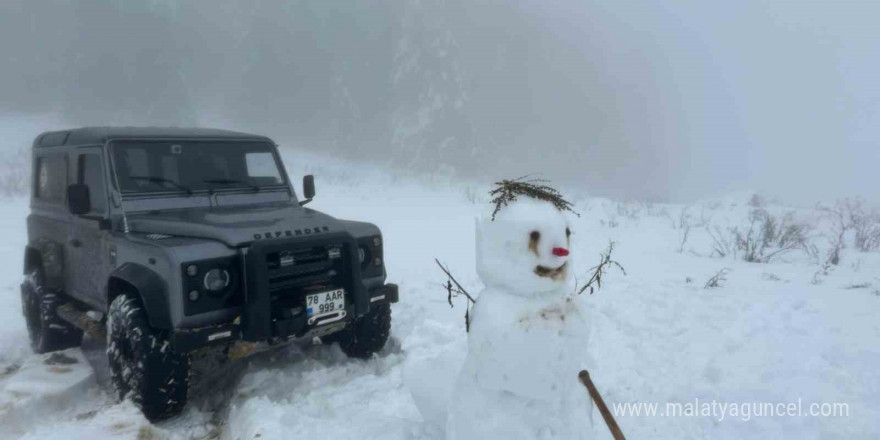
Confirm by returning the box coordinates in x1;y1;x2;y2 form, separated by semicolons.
264;244;346;308
241;231;365;341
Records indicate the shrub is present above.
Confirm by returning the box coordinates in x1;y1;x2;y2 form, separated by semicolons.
715;209;812;263
819;198;880;253
0;147;29;196
733;209;811;263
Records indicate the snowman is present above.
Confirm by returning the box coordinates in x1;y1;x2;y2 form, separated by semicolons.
446;195;595;440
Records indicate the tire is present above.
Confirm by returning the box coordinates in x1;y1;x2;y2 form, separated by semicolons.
107;293;189;422
326;303;392;359
21;269;83;354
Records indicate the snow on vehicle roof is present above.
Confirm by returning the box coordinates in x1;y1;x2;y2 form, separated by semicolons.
32;126;272;148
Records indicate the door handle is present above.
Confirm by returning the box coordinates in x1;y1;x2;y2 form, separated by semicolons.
69;238;82;248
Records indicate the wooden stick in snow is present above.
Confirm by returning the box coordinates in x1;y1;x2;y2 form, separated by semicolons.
579;370;627;440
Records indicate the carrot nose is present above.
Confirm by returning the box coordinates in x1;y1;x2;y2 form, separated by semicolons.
552;247;569;257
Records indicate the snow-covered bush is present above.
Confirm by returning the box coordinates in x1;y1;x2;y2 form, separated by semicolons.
818;198;880;255
850;206;880;253
615;200;641;221
707;225;734;258
671;207;694;253
732;209;812;263
748;193;766;208
707;209;812;263
0;147;29;196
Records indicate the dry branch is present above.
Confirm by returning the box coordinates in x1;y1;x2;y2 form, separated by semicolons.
576;241;627;295
704;268;730;289
489;175;579;221
435;259;475;331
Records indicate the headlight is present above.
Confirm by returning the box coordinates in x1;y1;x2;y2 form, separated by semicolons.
203;268;231;292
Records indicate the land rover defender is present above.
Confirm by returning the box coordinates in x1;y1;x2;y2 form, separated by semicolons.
21;127;398;420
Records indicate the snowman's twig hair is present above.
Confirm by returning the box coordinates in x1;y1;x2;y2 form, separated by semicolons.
576;241;627;295
435;259;475;332
489;175;580;221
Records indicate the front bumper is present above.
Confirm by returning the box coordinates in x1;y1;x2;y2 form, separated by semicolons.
171;283;398;353
369;283;399;304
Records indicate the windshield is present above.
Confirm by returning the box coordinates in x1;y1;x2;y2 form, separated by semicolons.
111;140;287;194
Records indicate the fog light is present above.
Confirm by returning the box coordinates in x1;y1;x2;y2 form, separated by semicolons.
186;265;198;277
188;290;200;301
373;257;382;267
372;237;382;247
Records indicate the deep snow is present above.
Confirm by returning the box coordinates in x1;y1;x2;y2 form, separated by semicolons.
0;149;877;439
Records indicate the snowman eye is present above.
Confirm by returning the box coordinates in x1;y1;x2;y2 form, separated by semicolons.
566;227;571;237
528;230;541;256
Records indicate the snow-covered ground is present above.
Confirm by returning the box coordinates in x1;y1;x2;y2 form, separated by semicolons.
0;149;878;439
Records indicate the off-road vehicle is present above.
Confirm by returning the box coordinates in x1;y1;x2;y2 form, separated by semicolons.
22;127;398;420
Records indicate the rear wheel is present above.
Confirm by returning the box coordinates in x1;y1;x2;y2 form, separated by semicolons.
326;303;392;359
21;269;83;354
107;293;189;421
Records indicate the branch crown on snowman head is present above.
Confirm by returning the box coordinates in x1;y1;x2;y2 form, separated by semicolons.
489;175;580;221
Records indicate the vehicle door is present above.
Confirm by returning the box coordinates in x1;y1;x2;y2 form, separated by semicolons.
31;151;72;290
67;148;113;308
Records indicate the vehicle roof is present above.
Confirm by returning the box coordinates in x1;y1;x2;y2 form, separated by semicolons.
33;126;273;148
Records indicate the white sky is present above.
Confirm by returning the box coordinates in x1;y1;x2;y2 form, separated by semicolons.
1;1;877;205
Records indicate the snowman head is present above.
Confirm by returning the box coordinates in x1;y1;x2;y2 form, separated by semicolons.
476;198;573;296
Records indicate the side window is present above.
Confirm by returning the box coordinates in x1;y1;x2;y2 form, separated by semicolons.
245;152;283;185
34;154;67;204
78;154;107;213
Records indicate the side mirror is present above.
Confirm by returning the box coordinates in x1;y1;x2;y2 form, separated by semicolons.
67;184;91;215
301;174;315;203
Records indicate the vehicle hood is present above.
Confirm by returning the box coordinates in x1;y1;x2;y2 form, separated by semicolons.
127;203;345;247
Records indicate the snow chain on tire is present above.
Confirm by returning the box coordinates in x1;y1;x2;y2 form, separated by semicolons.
107;293;189;421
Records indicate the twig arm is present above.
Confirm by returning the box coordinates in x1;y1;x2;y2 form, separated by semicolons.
434;259;476;303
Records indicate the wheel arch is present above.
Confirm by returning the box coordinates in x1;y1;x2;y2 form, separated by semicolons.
107;263;173;329
24;241;64;290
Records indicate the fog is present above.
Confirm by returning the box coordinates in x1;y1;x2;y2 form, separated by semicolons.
1;1;877;204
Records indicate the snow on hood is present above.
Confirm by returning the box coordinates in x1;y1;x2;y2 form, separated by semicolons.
127;203;342;247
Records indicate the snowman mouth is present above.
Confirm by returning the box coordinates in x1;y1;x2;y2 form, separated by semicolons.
534;262;568;281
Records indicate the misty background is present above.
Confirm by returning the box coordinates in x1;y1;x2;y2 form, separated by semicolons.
1;0;877;204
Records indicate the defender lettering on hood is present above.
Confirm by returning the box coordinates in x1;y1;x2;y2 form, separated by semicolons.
253;226;330;241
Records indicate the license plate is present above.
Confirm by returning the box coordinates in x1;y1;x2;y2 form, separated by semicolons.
306;289;345;318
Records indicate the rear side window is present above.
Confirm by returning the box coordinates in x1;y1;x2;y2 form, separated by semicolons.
34;154;67;203
78;154;106;213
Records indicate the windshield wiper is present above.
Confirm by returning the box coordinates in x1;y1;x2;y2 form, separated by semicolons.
129;176;193;195
203;178;260;193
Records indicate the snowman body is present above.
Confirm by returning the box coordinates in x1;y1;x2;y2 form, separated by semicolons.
446;199;594;440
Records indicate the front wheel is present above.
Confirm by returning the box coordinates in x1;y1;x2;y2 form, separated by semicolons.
325;303;392;359
107;293;189;421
